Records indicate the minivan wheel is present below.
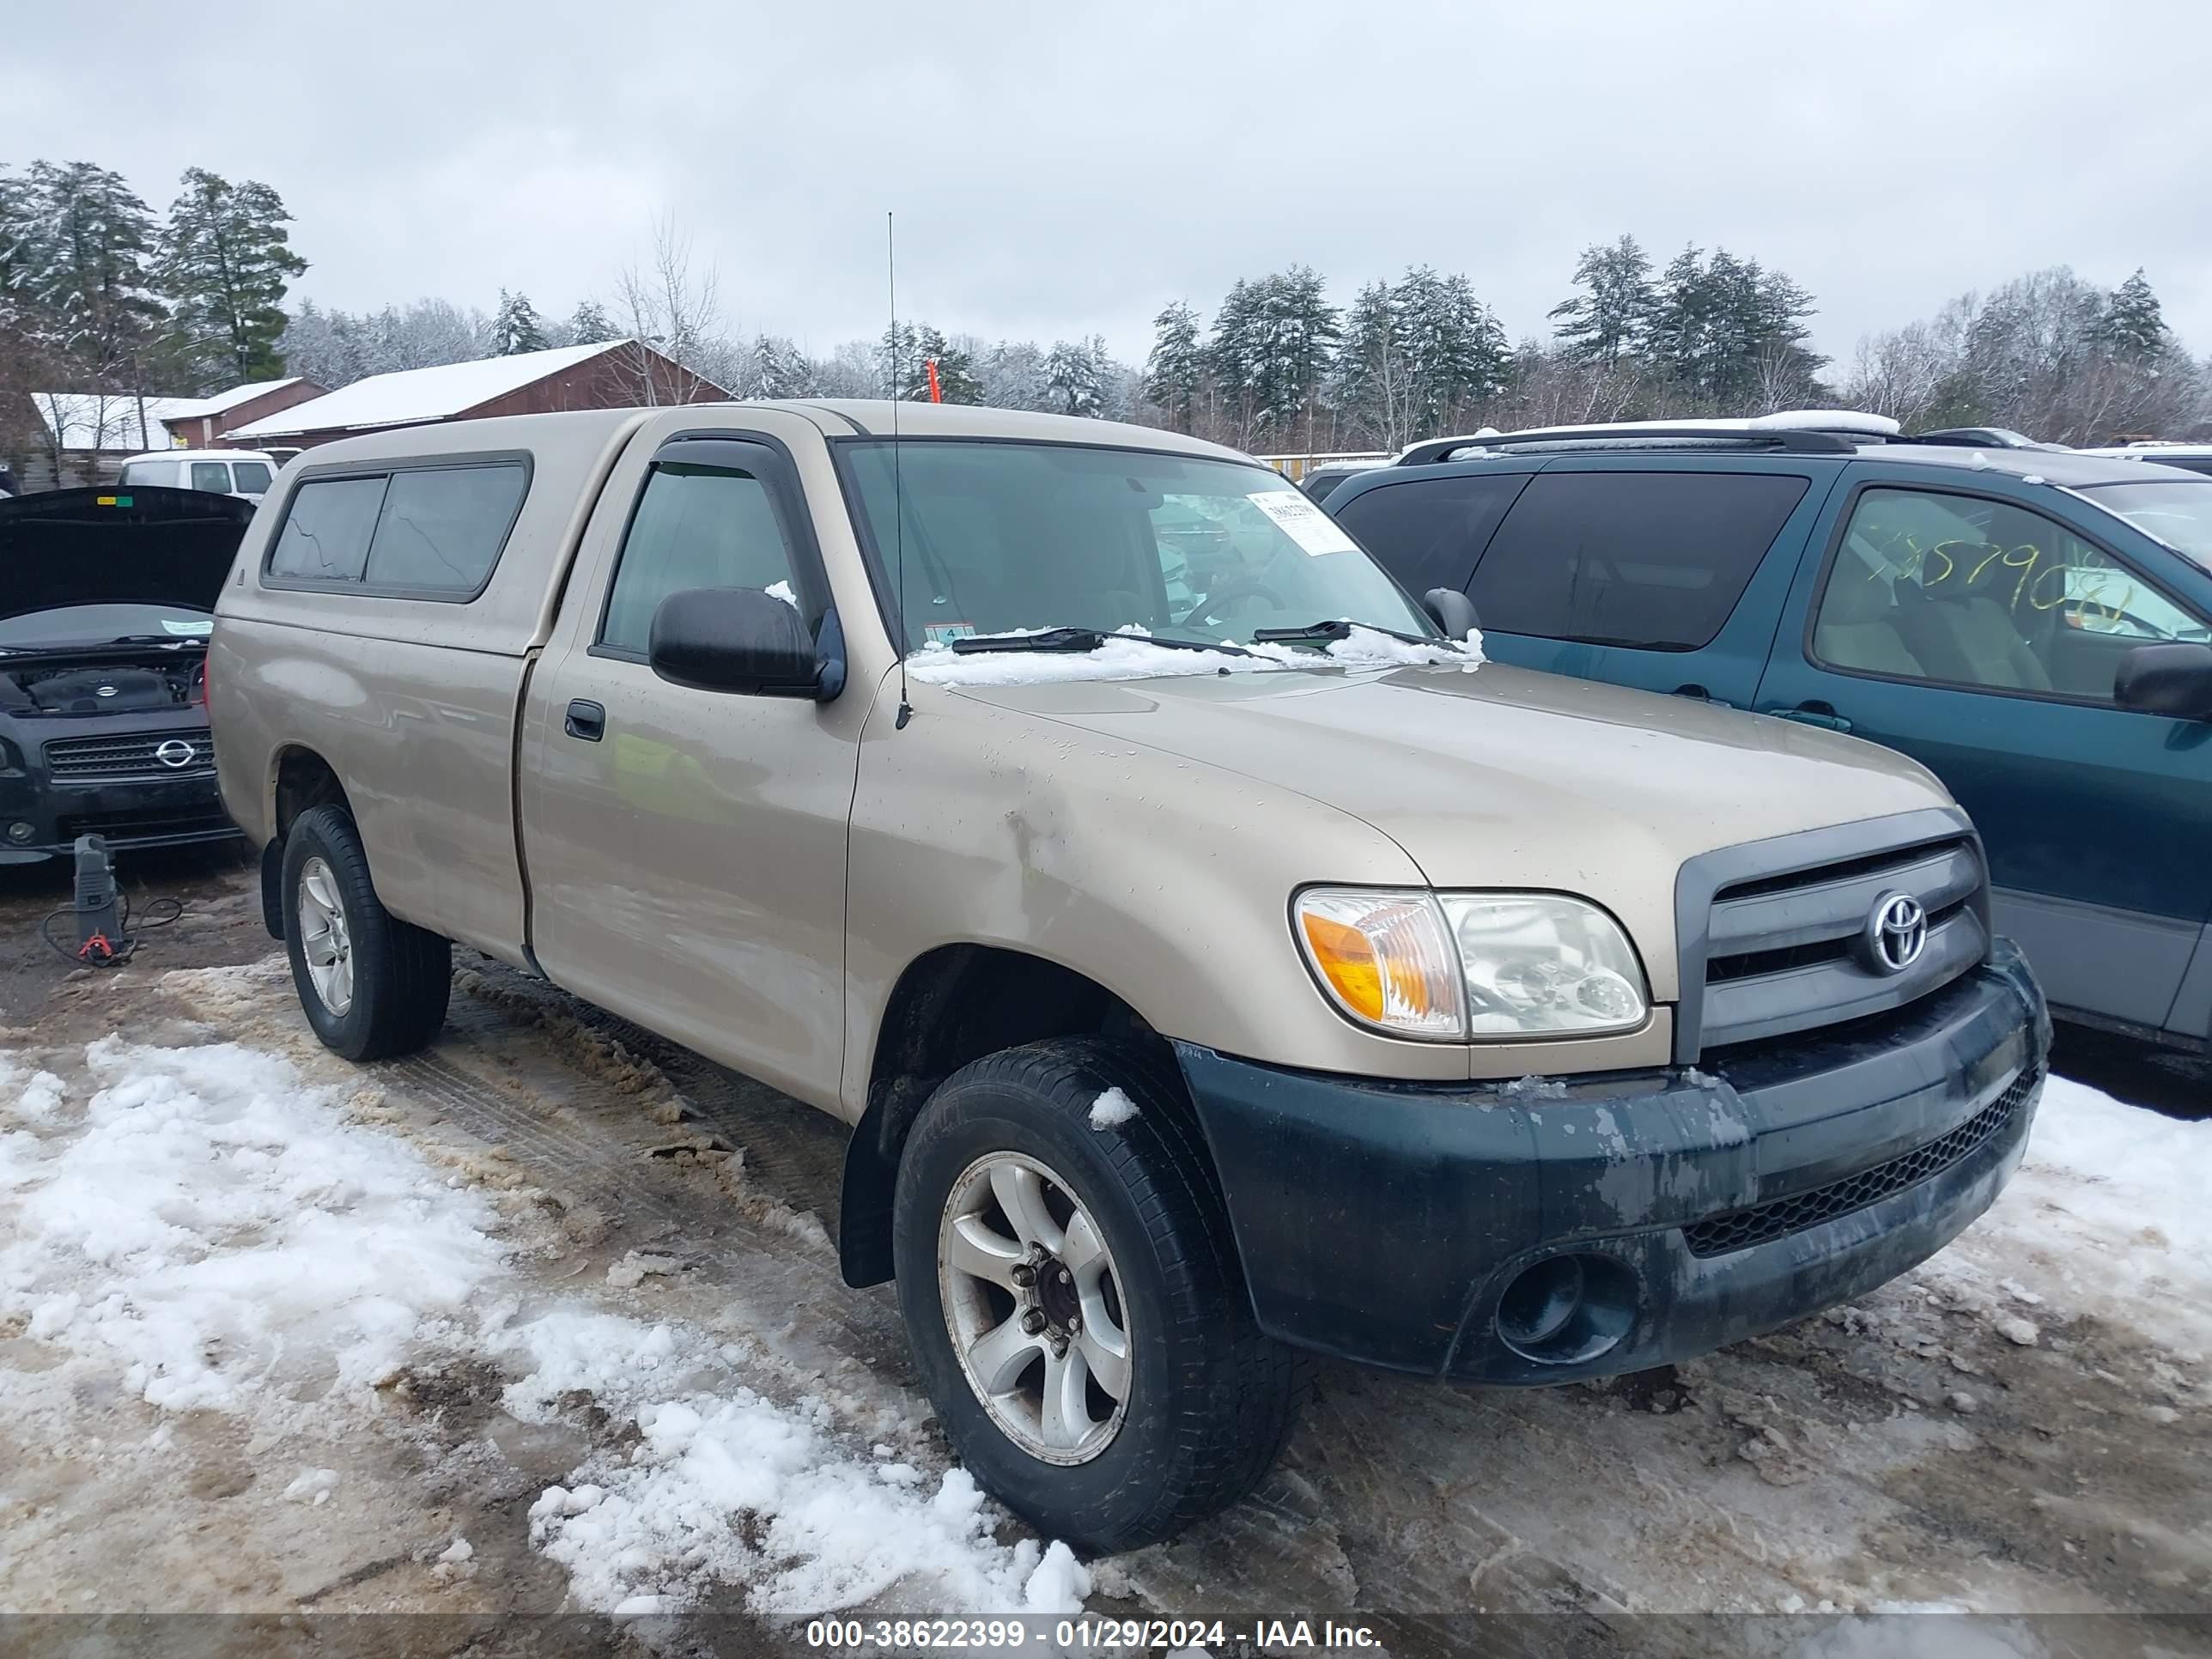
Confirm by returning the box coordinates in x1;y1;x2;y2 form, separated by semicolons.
280;805;452;1061
892;1036;1304;1553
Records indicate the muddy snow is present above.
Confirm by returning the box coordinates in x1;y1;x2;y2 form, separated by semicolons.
0;860;2205;1656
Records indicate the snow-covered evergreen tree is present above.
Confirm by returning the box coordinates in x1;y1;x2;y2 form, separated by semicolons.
1144;301;1203;429
566;299;619;345
160;167;307;386
911;325;982;404
9;161;165;384
492;289;548;356
747;333;817;398
981;339;1050;410
2099;269;2166;361
1333;279;1410;447
1045;336;1107;417
1548;235;1654;367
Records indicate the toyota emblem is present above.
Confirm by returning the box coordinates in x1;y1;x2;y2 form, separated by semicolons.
155;739;198;769
1863;891;1927;975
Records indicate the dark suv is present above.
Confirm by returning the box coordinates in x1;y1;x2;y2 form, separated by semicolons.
1327;418;2212;1052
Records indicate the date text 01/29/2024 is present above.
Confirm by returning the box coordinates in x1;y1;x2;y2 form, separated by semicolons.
802;1616;1382;1650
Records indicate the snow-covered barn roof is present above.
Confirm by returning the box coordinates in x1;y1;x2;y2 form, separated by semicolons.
226;342;631;439
30;393;209;452
177;377;308;418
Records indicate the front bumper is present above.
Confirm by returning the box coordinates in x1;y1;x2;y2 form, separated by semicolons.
1174;939;2048;1384
0;751;239;865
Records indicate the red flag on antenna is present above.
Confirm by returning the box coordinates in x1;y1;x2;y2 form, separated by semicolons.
925;358;942;403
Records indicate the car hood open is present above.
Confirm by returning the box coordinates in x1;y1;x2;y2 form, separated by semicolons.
0;486;253;620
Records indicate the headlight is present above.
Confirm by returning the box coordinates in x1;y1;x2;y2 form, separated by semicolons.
1295;888;1649;1041
1292;888;1466;1038
1441;894;1649;1036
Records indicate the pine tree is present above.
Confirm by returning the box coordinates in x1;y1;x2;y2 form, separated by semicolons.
2099;268;2166;360
981;339;1049;410
1333;279;1409;447
9;161;165;385
1045;336;1107;417
1144;301;1203;430
919;326;983;404
567;299;619;345
1548;235;1653;367
1645;244;1712;392
492;289;548;356
748;333;816;398
161;167;307;385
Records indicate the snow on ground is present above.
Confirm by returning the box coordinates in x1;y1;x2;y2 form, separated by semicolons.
495;1308;1086;1618
3;995;2205;1631
0;1036;505;1412
0;1035;1080;1620
1948;1075;2211;1357
905;623;1482;687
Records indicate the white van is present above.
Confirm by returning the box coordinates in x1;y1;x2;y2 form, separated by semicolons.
118;449;283;501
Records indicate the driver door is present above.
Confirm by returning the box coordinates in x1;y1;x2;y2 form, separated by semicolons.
1755;471;2212;1032
521;434;859;1105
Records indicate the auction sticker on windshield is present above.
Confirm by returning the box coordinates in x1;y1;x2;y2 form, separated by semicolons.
1248;489;1360;556
161;618;215;635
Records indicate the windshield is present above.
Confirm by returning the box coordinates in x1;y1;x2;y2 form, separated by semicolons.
841;440;1434;651
2078;480;2212;570
0;602;213;648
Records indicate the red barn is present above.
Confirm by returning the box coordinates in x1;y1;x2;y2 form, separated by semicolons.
223;340;726;450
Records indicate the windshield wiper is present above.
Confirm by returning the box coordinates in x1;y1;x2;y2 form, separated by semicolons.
1250;618;1442;648
106;634;204;645
949;628;1254;657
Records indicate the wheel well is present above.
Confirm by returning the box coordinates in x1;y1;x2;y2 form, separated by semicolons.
839;945;1162;1288
262;749;352;939
274;747;350;837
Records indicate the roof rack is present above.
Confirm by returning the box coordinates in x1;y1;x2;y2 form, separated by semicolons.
1397;424;1856;466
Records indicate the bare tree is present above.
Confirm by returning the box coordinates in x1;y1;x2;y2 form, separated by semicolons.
610;216;727;405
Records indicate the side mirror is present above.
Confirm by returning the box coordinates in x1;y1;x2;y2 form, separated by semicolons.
648;586;836;700
1423;587;1481;640
2115;641;2212;720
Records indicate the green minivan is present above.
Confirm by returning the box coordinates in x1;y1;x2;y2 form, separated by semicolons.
1328;423;2212;1051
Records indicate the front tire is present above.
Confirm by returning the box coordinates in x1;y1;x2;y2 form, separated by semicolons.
892;1036;1302;1553
280;805;451;1060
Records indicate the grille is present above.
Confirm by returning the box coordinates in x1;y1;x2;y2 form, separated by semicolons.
56;804;231;844
1687;831;1987;1054
1681;1070;2038;1259
44;730;214;778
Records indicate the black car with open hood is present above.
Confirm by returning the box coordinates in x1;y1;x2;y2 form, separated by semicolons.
0;485;255;863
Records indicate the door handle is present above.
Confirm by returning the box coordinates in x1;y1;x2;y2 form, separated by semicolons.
1672;684;1732;707
564;699;606;741
1776;702;1852;732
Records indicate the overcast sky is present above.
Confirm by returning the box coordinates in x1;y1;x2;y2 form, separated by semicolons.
9;2;2209;370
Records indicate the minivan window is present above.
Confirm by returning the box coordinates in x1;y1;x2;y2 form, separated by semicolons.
1468;471;1809;650
232;461;274;495
600;462;802;656
191;461;233;493
362;465;527;593
842;440;1432;648
1330;472;1530;599
1812;486;2211;699
268;476;387;582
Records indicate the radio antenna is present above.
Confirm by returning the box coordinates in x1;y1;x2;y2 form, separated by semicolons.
888;211;913;731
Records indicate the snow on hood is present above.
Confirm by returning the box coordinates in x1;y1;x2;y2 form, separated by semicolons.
905;623;1484;687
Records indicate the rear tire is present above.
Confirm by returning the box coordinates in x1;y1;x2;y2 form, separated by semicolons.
891;1036;1302;1553
280;805;450;1060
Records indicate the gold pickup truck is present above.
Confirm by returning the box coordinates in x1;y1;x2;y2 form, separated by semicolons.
210;401;2047;1551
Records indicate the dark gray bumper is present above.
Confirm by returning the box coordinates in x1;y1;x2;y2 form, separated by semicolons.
1173;939;2048;1384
